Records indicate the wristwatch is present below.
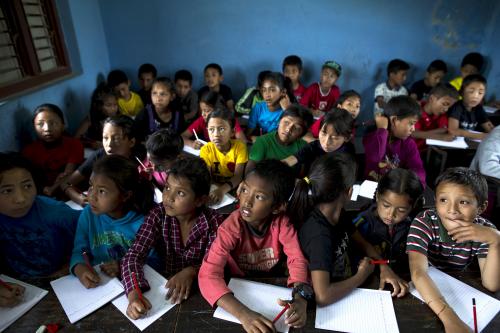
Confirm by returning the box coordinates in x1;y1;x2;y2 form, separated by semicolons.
292;283;314;301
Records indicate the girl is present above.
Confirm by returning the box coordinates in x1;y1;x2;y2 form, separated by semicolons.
70;155;154;288
22;103;84;197
448;74;494;140
182;91;246;149
63;115;139;207
122;156;224;319
246;72;293;141
199;160;310;333
200;108;248;205
290;154;408;306
74;83;119;149
0;152;79;278
363;95;426;187
135;77;185;142
353;168;423;273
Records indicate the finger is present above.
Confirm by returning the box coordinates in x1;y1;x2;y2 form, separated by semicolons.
397;281;409;298
142;296;152;310
256;318;275;333
378;278;385;290
176;284;186;304
166;285;173;300
184;284;191;300
170;286;180;304
390;280;401;297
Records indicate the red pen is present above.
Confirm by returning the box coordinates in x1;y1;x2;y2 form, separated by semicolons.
370;259;393;265
0;278;13;291
82;251;94;272
132;272;144;304
473;298;478;333
273;302;290;324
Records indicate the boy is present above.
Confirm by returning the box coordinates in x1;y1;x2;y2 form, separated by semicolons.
300;60;341;118
198;63;235;112
449;52;484;92
374;59;410;115
283;55;306;102
407;167;499;332
107;69;144;118
411;83;459;150
172;69;199;123
137;63;157;106
410;59;447;101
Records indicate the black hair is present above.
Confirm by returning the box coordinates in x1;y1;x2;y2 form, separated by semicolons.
429;83;459;100
387;59;410;76
92;155;154;215
377;168;424;211
257;70;272;89
206;107;235;129
427;59;448;74
145;128;184;161
319;108;354;138
169;156;211;198
383;95;421;119
107;69;129;88
289;153;357;228
138;63;157;77
89;83;116;128
260;72;297;103
460;74;487;94
282;55;303;72
33;103;65;124
174;69;193;84
152;77;175;94
435;167;488;207
0;152;41;193
336;90;362;106
245;159;296;207
199;90;224;109
281;104;314;137
461;52;484;72
103;115;137;142
204;63;223;76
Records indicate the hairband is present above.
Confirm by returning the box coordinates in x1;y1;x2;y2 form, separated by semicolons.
303;176;310;184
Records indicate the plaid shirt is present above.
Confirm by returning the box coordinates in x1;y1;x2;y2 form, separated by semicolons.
121;204;224;295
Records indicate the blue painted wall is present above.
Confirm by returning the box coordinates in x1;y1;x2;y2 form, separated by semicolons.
0;0;109;151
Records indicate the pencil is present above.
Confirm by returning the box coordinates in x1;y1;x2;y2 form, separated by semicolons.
272;302;290;324
135;156;147;169
473;298;478;333
0;278;12;291
132;272;144;304
370;259;393;265
193;129;200;142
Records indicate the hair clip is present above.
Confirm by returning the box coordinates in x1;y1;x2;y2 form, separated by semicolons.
303;176;310;184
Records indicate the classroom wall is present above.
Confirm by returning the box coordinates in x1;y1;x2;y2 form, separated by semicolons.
99;0;500;121
0;0;109;151
481;3;500;101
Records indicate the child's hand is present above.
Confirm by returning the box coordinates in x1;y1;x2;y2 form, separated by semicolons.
375;113;389;129
311;109;324;119
126;290;152;319
448;222;500;245
378;265;409;297
209;186;225;205
100;260;120;277
278;297;307;328
440;133;456;141
279;94;291;111
0;282;25;307
192;140;204;150
240;308;276;333
74;263;100;288
356;257;375;279
165;266;196;304
443;316;472;333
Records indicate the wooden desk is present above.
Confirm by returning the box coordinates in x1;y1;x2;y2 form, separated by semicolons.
5;271;499;332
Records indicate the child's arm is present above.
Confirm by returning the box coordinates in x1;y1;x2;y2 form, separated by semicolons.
165;266;197;304
74;116;91;139
209;163;246;205
181;128;203;149
411;128;455;141
375;96;386;109
448;118;488;140
363;115;389;179
481;120;494;133
226;99;235;112
235;130;248;144
62;170;87;206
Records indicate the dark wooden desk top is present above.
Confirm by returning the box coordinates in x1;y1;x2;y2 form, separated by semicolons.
5;271;499;333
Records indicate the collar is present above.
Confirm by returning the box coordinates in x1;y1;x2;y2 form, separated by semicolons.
385;81;402;92
437;215;454;242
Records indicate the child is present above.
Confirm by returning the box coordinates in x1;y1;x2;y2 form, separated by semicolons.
139;128;184;190
199;160;310;331
63;115;138;207
407;167;499;332
172;69;199;123
448;74;494;140
449;52;484;92
70;155;154;288
283;108;354;175
135;77;185;142
364;95;426;186
411;83;459;150
198;63;235;112
300;60;342;118
182;92;246;149
22;103;84;197
248;104;313;172
0;152;79;277
353;168;423;273
107;69;144;118
246;72;291;139
137;63;157;106
292;154;408;306
74;83;119;149
235;70;269;115
200;108;247;205
470;125;500;180
283;55;306;102
409;59;448;101
122;157;224;318
374;59;410;115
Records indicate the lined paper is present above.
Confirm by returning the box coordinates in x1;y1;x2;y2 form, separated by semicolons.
112;265;176;331
410;266;500;332
315;288;399;333
213;278;292;333
0;275;48;332
426;136;469;149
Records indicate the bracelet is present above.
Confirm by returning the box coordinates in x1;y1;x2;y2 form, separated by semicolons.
427;297;445;307
436;303;449;317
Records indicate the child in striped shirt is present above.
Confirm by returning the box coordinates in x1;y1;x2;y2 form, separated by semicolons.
407;167;499;333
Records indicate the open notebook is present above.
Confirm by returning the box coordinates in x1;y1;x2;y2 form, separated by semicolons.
0;275;48;332
410;266;500;332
